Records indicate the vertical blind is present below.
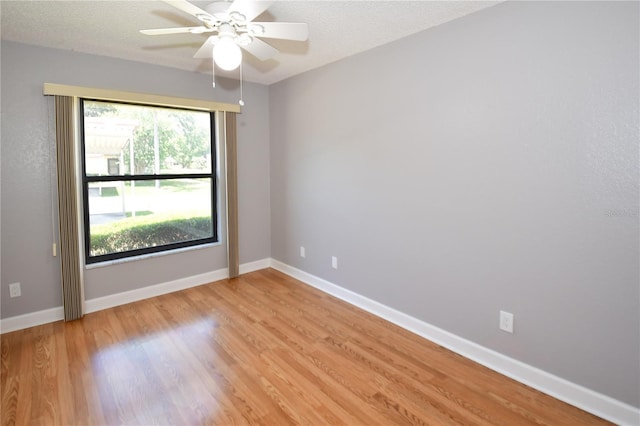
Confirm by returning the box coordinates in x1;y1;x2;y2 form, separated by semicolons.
54;96;84;321
225;112;239;278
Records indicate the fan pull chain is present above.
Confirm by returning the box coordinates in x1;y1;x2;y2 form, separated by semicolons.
239;61;245;106
212;56;216;88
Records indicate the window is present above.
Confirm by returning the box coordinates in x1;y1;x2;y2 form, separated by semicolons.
81;100;217;264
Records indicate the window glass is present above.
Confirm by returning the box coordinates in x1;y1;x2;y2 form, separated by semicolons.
82;100;217;263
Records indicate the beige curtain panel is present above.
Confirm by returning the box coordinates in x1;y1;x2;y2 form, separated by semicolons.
54;95;84;321
225;112;239;278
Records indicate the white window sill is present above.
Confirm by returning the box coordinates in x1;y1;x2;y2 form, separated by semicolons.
84;241;222;270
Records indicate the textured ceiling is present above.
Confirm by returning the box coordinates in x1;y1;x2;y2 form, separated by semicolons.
1;1;500;85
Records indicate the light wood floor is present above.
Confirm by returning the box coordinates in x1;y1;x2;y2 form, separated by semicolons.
1;268;610;425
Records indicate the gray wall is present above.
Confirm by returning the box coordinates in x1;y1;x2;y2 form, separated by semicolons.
1;41;271;316
269;1;639;407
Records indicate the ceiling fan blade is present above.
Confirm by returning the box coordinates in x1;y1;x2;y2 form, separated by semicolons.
193;36;216;58
140;26;209;36
162;0;212;20
228;0;274;23
253;22;308;41
241;37;278;61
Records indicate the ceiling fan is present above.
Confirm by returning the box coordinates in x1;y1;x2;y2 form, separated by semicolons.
140;0;309;72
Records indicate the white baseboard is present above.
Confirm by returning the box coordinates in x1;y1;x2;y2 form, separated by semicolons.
85;257;270;313
84;269;229;314
0;258;270;334
239;258;271;274
0;306;65;334
270;259;640;426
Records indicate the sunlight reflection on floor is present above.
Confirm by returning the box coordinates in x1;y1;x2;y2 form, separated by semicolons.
90;318;224;424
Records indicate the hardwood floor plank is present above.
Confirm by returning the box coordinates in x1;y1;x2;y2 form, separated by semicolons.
1;268;612;425
328;339;482;424
267;347;369;425
0;375;19;426
63;321;95;425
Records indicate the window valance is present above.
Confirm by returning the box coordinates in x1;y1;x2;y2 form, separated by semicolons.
43;83;241;113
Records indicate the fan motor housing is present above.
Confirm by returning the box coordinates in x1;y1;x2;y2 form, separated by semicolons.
205;2;233;20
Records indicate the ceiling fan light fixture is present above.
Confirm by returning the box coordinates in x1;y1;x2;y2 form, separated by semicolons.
140;0;309;94
213;37;242;70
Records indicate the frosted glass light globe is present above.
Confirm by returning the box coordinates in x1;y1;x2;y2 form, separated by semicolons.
213;38;242;71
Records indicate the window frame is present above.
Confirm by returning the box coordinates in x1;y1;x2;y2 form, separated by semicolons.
79;98;218;264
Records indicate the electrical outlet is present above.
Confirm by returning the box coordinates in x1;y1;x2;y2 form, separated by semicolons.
331;256;338;269
9;282;21;298
499;310;514;333
300;246;305;258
